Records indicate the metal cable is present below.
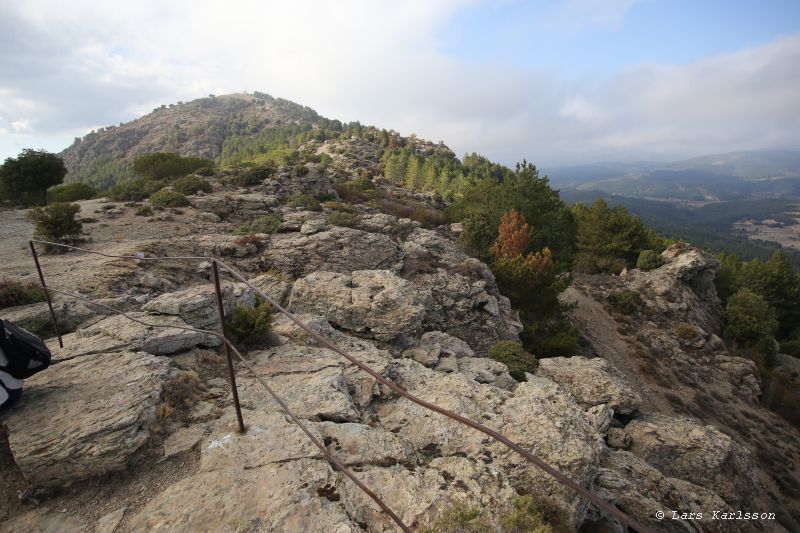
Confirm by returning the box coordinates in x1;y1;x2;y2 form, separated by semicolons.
31;239;653;533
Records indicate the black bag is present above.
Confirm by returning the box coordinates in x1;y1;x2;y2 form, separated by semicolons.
0;320;52;379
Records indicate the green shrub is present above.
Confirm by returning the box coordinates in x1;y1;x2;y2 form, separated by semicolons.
675;323;699;341
636;250;664;271
327;211;359;227
287;194;322;211
133;152;212;180
487;341;537;382
608;290;642;315
235;214;283;235
226;300;273;349
500;494;567;533
27;202;82;242
108;178;166;201
135;205;153;217
172;175;212;195
322;200;357;213
422;503;492;533
334;177;378;203
724;288;778;345
195;166;215;176
212;205;233;220
227;165;274;187
535;323;579;357
149;189;189;208
0;278;46;309
47;182;96;203
422;494;565;533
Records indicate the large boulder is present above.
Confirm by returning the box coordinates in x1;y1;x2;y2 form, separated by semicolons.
3;351;172;487
142;282;256;328
537;356;641;415
624;414;757;506
262;227;403;278
289;270;425;342
79;312;220;354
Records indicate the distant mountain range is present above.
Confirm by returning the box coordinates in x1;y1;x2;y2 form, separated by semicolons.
545;150;800;202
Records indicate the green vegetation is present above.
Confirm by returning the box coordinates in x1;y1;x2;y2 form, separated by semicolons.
715;250;800;342
725;289;778;346
149;189;189;208
0;278;46;309
287;194;322;211
636;250;665;271
234;214;283;235
487;341;538;382
334;177;379;203
135;205;154;217
423;494;566;533
225;165;275;187
448;161;576;265
226;300;273;349
0;149;67;205
132;152;212;181
572;199;666;274
714;251;800;425
172;175;212;195
467;207;576;355
608;290;643;315
27;202;82;242
108;178;165;201
561;189;800;266
327;211;359;227
323;200;357;213
47;182;97;203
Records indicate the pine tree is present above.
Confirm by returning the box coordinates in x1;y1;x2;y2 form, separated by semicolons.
404;156;421;190
420;159;438;191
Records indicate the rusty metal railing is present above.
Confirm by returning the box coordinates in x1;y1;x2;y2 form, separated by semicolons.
28;239;653;533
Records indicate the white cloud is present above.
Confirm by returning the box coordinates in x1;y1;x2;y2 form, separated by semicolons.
10;119;32;133
0;0;798;166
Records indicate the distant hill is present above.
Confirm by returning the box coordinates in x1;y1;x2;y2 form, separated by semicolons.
60;92;339;189
545;150;800;202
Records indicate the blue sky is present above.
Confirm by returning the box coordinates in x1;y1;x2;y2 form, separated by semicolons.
1;0;799;166
445;1;800;74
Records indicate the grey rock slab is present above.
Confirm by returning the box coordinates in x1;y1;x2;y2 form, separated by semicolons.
4;351;171;487
79;312;220;354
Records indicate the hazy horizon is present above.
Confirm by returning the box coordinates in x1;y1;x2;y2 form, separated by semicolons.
2;0;799;167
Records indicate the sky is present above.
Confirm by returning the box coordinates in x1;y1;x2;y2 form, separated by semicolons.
1;0;799;167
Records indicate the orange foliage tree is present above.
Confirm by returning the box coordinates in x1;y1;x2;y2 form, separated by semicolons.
490;209;572;355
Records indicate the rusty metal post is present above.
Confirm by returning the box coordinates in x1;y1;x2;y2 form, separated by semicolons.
28;241;63;348
212;260;245;433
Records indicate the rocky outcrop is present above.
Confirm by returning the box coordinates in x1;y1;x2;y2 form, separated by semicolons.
4;352;172;487
537;356;641;415
624;414;757;506
591;449;757;533
262;227;403;278
289;270;426;342
630;244;723;333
